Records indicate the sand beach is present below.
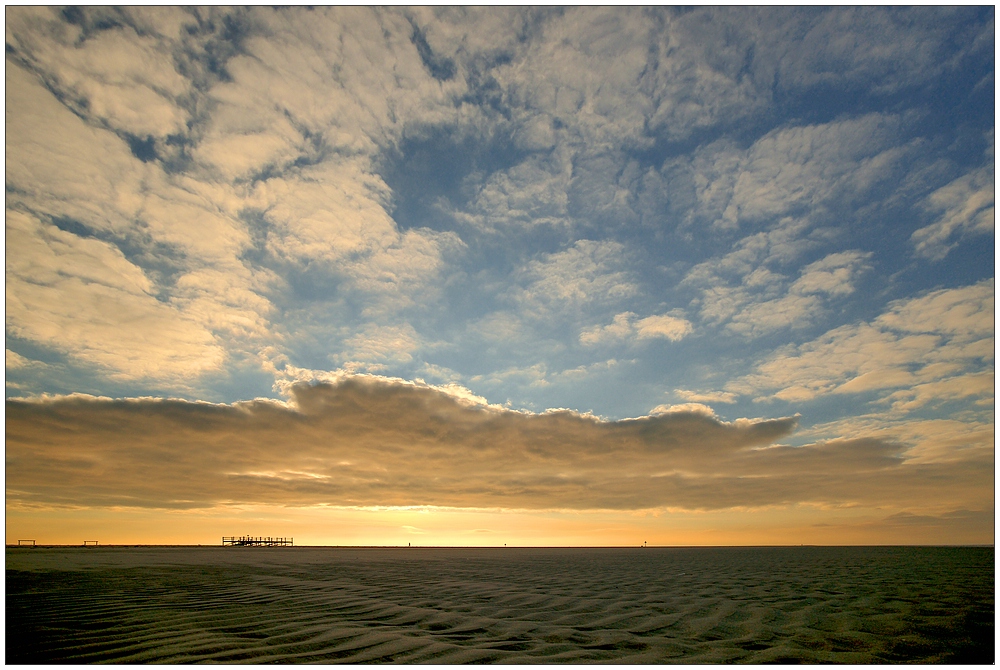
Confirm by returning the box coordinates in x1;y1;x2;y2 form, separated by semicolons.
6;545;993;663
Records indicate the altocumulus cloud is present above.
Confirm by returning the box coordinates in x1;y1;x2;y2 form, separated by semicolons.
6;376;991;515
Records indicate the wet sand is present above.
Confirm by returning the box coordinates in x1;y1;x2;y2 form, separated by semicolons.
6;546;993;663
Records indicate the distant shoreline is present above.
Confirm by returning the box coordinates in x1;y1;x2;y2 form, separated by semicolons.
6;543;995;549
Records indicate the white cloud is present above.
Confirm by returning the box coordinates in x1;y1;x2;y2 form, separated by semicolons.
689;247;871;338
512;240;637;317
732;280;994;408
191;8;462;180
674;389;739;404
684;217;816;288
6;8;193;137
707;114;910;229
635;314;693;341
911;165;995;260
650;402;718;418
726;294;825;338
5;61;145;235
6;211;224;384
727;251;871;336
470;363;551;392
436;7;787;237
337;323;423;368
5;9;473;390
243;161;466;318
881;372;994;414
5;60;281;377
580;312;636;346
493;9;653;150
6;350;48;372
416;362;464;384
581;311;693;345
873;279;994;340
470;358;629;393
768;7;991;95
462;150;574;231
791;251;872;297
797;413;993;468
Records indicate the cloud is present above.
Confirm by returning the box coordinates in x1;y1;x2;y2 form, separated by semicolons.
649;403;718;418
682;217;814;290
186;7;463;181
911;164;995;261
790;251;872;297
5;7;467;391
872;278;994;341
488;9;656;150
7;377;990;515
337;323;423;369
765;7;993;95
467;359;628;396
5;60;278;384
580;311;692;345
430;7;789;237
725;294;824;338
6;7;194;138
689;248;872;337
880;372;994;414
3;3;993;466
802;416;994;467
5;59;145;235
6;350;41;371
248;161;464;316
471;363;550;389
635;314;694;341
580;312;635;346
692;114;911;229
674;390;739;404
510;240;637;317
5;210;224;384
732;280;994;407
675;113;915;334
462;151;574;231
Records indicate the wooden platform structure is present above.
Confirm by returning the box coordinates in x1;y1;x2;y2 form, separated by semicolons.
222;536;293;547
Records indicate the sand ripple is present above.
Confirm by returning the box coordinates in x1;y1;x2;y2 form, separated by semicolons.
6;546;994;663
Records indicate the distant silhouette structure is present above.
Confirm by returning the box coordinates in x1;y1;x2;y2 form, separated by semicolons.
222;536;293;547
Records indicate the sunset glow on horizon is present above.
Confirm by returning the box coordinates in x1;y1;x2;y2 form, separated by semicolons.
5;7;994;547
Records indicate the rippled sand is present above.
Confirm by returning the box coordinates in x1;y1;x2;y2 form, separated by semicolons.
6;546;993;663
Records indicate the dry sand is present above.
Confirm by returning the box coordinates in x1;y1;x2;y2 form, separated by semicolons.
6;546;993;663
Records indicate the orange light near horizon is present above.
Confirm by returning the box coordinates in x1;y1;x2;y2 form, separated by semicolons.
5;503;993;547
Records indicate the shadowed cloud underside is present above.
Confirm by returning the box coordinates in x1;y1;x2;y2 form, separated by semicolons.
6;378;991;520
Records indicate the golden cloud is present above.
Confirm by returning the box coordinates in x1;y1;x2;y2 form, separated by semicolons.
7;376;991;516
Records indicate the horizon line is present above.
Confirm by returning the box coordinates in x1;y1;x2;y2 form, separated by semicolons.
6;543;995;549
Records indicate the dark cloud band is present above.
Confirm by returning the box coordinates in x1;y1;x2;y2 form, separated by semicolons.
7;377;989;514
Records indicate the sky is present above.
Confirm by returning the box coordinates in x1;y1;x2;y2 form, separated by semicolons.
5;6;995;546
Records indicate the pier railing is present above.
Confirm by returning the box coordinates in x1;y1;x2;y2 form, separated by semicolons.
222;536;293;547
